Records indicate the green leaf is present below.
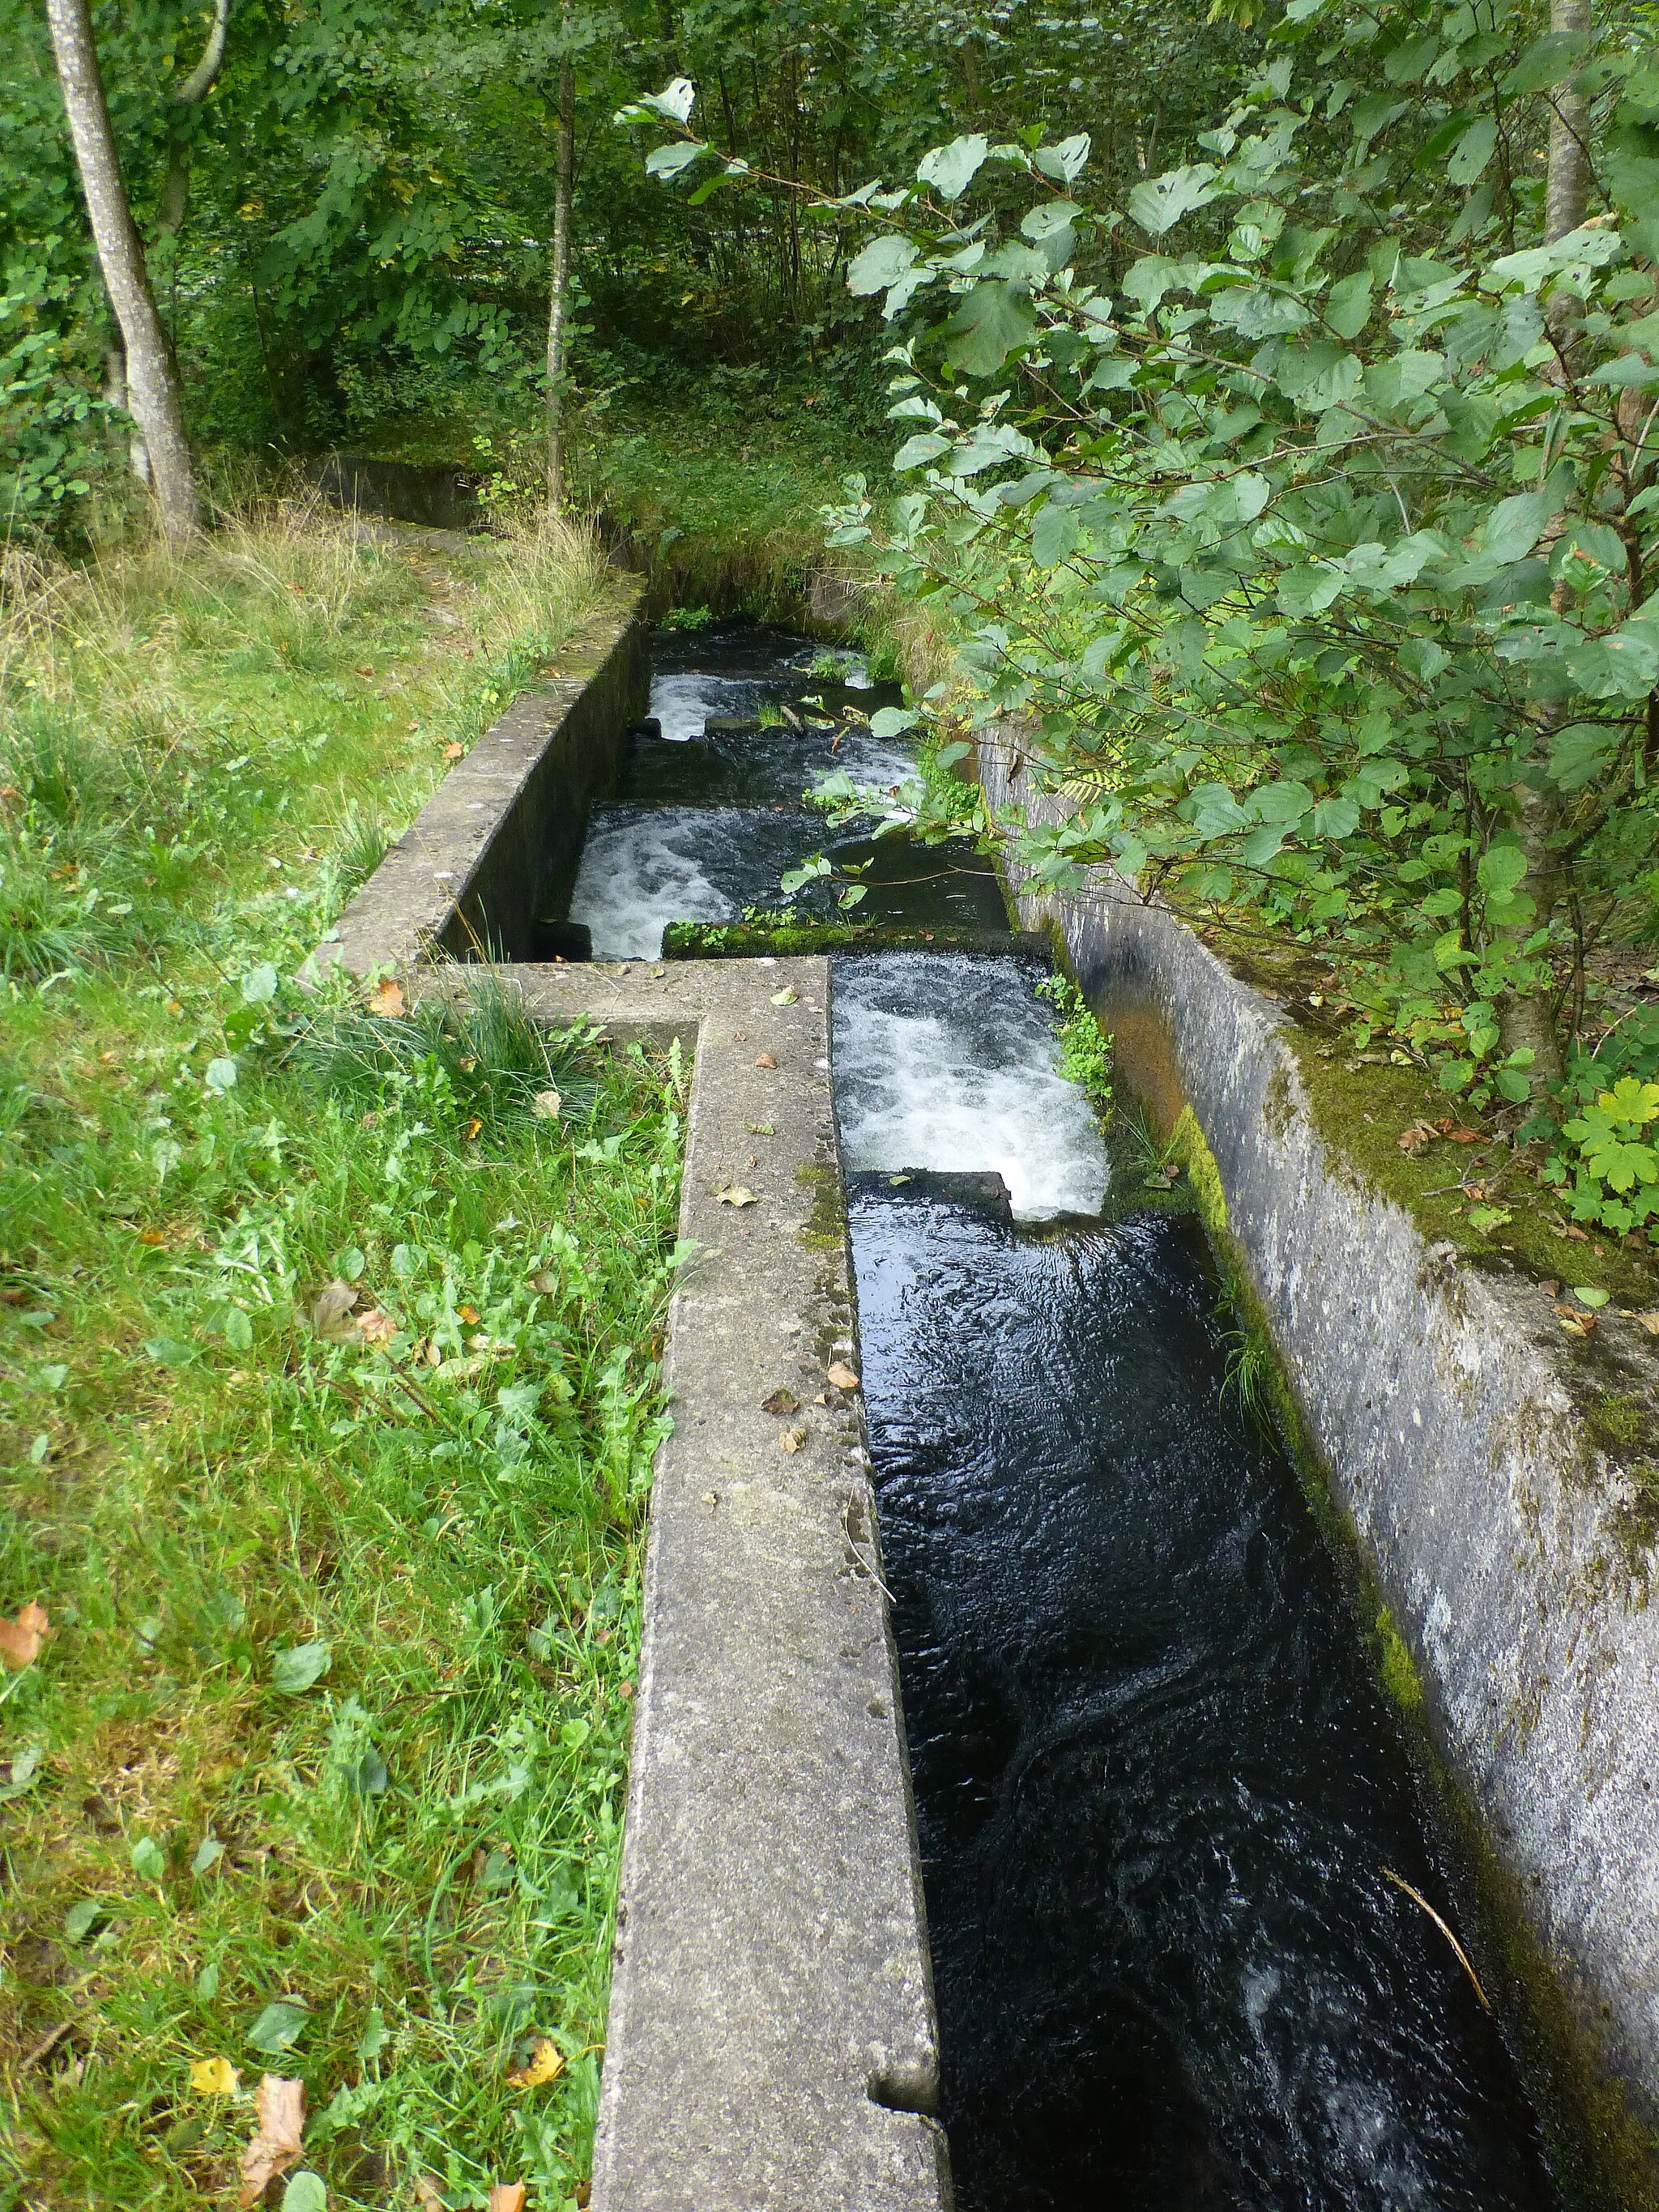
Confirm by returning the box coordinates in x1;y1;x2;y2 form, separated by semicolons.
0;1745;43;1805
1128;164;1219;237
869;707;920;738
1550;722;1619;791
1447;117;1498;186
1324;272;1373;339
241;963;279;1006
1572;1285;1610;1310
192;1836;225;1875
1482;490;1555;564
1311;795;1360;839
64;1897;104;1942
1251;781;1314;824
1277;563;1345;616
1504;30;1590;95
224;1306;253;1353
1033;134;1091;184
248;2000;310;2054
644;140;704;180
1030;504;1081;567
205;1055;237;1094
130;1835;166;1882
940;283;1038;377
847;236;919;297
1477;845;1527;898
283;2176;327;2212
893;433;952;471
271;1642;331;1695
917;134;990;202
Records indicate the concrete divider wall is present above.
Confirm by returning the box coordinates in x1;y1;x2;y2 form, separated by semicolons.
977;733;1659;2163
319;582;647;978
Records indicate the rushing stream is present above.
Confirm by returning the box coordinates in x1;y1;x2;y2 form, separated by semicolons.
834;955;1559;2212
561;625;1561;2207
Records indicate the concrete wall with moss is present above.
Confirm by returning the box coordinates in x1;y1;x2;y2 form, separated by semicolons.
977;730;1659;2202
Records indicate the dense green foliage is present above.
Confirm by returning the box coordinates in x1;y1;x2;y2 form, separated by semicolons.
3;0;1251;542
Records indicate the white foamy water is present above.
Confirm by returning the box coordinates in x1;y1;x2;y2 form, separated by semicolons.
832;956;1109;1221
649;671;764;744
569;810;736;957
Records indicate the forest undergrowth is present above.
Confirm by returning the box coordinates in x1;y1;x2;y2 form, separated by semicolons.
0;507;683;2210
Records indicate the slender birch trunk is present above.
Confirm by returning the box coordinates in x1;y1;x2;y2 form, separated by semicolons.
545;53;575;511
1496;0;1594;1093
46;0;201;540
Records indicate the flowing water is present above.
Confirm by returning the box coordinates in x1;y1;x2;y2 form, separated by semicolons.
563;625;1563;2206
834;954;1559;2212
565;621;1004;957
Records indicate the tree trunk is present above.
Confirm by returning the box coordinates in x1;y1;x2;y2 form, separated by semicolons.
157;0;231;243
1497;0;1594;1097
45;0;201;540
1546;0;1593;245
545;53;575;511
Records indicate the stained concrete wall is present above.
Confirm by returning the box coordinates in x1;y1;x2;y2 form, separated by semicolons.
977;734;1659;2148
318;584;647;977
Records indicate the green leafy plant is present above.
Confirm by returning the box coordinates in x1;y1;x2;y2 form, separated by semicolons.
1035;972;1113;1116
1543;1075;1659;1238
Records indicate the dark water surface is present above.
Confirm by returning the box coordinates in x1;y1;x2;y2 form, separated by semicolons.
836;959;1559;2212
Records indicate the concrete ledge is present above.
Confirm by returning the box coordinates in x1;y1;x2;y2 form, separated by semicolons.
516;958;949;2210
978;734;1659;2142
319;582;647;976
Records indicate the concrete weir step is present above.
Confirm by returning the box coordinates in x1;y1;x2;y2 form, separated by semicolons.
510;959;951;2212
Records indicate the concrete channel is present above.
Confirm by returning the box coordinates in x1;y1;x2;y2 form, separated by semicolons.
315;579;1659;2205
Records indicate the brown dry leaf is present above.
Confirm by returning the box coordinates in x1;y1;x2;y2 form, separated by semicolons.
190;2055;241;2095
761;1388;800;1417
0;1601;49;1673
442;741;466;761
778;1424;808;1455
238;2073;305;2206
306;1281;361;1342
488;2188;527;2212
505;2036;565;2088
356;1309;396;1346
1636;1310;1659;1337
414;2178;446;2212
367;978;405;1020
353;666;374;677
826;1361;860;1392
137;1226;168;1247
1396;1123;1434;1156
1446;1126;1482;1145
1553;1304;1595;1338
531;1088;562;1121
753;1052;777;1069
714;1185;757;1208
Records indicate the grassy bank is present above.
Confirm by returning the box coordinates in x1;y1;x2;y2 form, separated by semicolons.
0;509;683;2209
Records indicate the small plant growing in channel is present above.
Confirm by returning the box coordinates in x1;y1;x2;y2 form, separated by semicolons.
1035;974;1112;1119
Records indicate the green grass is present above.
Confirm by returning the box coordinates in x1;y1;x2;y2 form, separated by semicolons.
0;507;680;2210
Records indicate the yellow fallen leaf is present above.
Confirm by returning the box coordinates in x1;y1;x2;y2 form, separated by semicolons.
0;1601;49;1673
826;1362;860;1391
190;2056;241;2095
505;2036;564;2088
769;987;799;1006
714;1186;757;1208
442;741;466;761
779;1424;808;1455
238;2073;305;2206
366;978;404;1020
489;2187;527;2212
1636;1310;1659;1337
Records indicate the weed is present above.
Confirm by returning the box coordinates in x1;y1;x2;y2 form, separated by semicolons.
1034;973;1112;1119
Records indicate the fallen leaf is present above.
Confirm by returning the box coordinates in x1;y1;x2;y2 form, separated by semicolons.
353;666;374;677
761;1388;800;1416
366;978;404;1020
1538;1279;1562;1298
414;2180;446;2212
527;1272;557;1294
826;1361;860;1391
1563;1224;1590;1242
770;987;799;1006
779;1424;808;1454
137;1226;168;1247
457;1304;480;1325
306;1281;360;1342
1447;1127;1482;1144
1554;1304;1595;1337
0;1601;49;1672
745;1122;774;1136
442;741;466;761
714;1186;757;1208
1635;1310;1659;1336
1573;1285;1610;1310
531;1088;562;1120
463;1117;483;1143
753;1052;777;1069
488;2189;527;2212
190;2056;241;2095
356;1309;395;1346
505;2036;564;2088
239;2073;305;2206
1396;1123;1434;1155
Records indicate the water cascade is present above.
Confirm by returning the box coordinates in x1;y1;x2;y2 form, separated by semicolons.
559;622;1563;2208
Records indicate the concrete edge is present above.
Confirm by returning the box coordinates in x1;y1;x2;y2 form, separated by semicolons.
977;731;1659;2150
313;578;647;979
